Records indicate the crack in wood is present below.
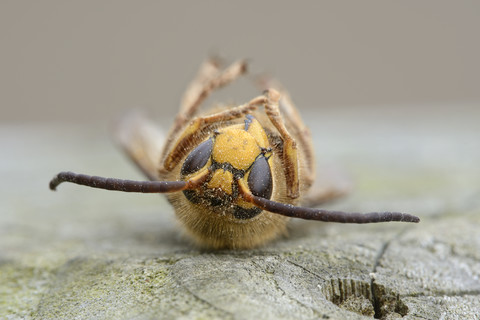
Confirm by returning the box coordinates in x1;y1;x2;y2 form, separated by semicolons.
286;259;334;280
171;272;234;318
250;259;325;318
370;229;411;319
371;240;391;318
404;289;480;298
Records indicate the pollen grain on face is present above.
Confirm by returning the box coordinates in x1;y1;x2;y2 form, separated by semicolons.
207;170;234;195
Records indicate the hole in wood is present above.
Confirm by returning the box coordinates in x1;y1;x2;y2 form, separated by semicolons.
322;278;408;319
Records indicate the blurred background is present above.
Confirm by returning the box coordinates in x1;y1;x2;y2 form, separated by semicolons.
1;1;479;125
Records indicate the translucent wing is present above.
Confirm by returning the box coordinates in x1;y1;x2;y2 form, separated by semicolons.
113;111;165;181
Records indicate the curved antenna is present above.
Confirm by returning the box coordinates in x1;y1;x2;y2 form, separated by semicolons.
237;180;420;224
49;170;209;193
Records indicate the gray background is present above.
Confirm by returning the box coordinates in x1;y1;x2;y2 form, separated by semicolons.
1;1;479;124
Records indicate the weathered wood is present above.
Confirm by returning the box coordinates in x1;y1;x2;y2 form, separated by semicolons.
1;107;479;319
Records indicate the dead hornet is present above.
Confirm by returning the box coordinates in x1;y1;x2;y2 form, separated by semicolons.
49;58;420;249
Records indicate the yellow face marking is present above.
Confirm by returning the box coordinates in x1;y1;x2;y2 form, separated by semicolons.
235;197;257;210
212;128;260;170
246;118;269;149
207;169;234;195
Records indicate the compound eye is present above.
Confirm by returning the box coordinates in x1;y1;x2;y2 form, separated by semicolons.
181;138;213;176
247;156;273;199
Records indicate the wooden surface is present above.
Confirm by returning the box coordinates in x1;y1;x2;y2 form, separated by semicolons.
1;105;479;319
